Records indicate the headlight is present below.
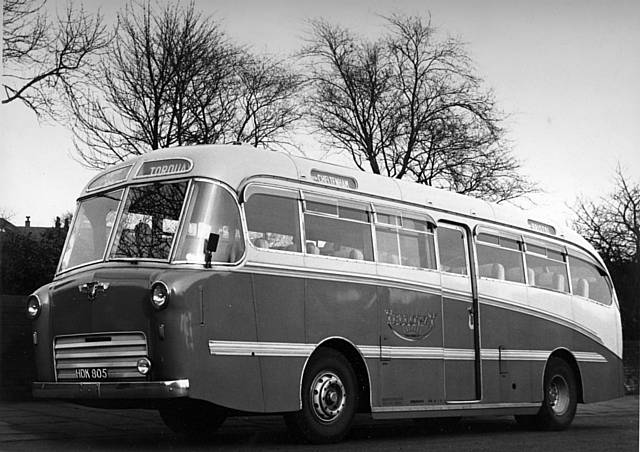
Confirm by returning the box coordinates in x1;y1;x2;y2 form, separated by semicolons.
137;358;152;375
27;295;41;319
150;282;169;310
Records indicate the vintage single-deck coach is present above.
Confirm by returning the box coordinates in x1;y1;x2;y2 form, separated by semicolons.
28;144;624;443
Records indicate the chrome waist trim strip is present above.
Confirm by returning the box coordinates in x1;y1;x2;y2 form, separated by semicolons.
209;340;315;357
208;340;607;363
572;352;609;363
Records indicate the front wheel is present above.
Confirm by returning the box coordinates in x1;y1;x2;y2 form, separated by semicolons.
516;357;578;430
284;348;358;444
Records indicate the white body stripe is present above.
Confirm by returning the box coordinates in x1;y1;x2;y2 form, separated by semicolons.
208;340;607;363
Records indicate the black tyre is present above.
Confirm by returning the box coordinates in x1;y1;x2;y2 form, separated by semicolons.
159;399;226;438
516;357;578;430
284;348;358;444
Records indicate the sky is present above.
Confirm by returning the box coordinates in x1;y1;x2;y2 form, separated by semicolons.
1;0;639;227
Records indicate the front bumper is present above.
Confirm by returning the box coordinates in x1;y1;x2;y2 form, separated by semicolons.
32;379;189;399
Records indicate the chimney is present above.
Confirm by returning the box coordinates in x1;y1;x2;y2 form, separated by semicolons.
55;216;61;229
64;217;70;230
25;216;31;228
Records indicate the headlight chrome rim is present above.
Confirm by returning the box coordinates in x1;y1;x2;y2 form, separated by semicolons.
27;295;41;320
150;281;170;310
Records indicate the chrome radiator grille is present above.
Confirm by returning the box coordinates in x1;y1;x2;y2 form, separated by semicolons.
54;332;148;381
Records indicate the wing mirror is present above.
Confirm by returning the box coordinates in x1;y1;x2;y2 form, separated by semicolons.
204;232;220;268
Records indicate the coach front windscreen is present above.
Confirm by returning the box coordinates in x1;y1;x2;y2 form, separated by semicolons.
58;180;243;273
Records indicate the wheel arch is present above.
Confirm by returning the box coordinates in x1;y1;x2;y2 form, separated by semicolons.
547;348;585;403
300;337;372;413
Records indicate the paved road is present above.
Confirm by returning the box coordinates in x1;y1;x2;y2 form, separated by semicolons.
1;396;637;451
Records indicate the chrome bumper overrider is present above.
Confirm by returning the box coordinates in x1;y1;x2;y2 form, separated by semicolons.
32;379;189;399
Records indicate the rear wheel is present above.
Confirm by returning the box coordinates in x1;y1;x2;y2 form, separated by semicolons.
284;348;358;444
159;399;226;438
516;357;577;430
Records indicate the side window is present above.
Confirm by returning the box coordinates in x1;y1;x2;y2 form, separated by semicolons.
437;226;468;275
476;232;524;283
569;256;612;305
374;210;436;269
175;182;245;263
525;241;569;292
304;196;373;261
244;192;301;252
376;225;400;264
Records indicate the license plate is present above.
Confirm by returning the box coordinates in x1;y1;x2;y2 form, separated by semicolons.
74;367;108;380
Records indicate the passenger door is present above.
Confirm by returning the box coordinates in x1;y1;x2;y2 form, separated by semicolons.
438;224;479;401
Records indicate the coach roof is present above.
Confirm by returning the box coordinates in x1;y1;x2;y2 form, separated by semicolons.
83;144;591;255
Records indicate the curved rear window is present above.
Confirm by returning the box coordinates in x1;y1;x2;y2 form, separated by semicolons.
569;256;612;305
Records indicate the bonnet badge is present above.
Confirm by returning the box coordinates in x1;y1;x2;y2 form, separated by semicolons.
78;281;110;301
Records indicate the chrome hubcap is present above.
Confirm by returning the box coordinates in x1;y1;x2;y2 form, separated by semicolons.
548;375;570;415
310;371;346;423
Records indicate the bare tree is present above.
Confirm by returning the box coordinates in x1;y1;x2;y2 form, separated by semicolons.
573;166;639;265
0;208;16;222
66;1;303;169
232;54;304;149
67;1;237;167
302;21;399;175
303;15;536;203
2;0;110;116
